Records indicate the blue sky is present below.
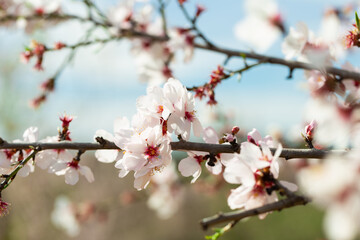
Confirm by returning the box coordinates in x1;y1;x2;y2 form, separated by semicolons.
0;0;358;141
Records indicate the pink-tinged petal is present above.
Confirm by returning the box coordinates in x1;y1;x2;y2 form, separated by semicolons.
270;159;280;179
114;129;133;149
192;118;203;138
23;126;39;142
203;127;219;144
79;165;95;183
134;173;151;190
260;143;272;159
324;204;358;240
247;128;261;145
220;153;238;166
190;169;201;184
95;150;118;163
262;135;274;147
126;142;146;153
58;151;73;162
178;157;201;177
36;151;57;169
65;168;79;185
227;185;253;210
224;160;255;186
18;164;32;177
113;117;130;132
134;168;151;178
118;169;129;178
122;154;146;171
49;162;68;174
0;152;11;168
280;181;298;192
240;142;264;170
206;160;222;175
246;193;268;210
273;144;282;160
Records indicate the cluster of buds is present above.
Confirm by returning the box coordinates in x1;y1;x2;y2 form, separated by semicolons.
58;114;73;141
20;40;46;71
219;126;239;144
193;66;227;105
345;12;360;48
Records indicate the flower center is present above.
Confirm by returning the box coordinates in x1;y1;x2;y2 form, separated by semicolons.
67;161;79;169
144;145;160;161
184;111;195;122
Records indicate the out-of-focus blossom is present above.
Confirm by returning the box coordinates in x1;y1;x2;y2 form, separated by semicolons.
147;164;184;219
51;195;80;237
282;22;333;66
305;98;360;148
298;151;360;240
234;0;284;52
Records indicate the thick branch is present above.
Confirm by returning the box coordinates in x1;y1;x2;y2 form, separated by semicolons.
0;140;346;159
200;194;309;230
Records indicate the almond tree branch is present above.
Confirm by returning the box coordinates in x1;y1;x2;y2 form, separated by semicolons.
1;13;359;81
194;43;360;81
0;148;39;191
200;182;310;231
0;138;346;159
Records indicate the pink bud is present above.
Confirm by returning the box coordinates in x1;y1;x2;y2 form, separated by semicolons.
195;4;206;17
305;120;317;139
54;42;66;50
231;126;240;135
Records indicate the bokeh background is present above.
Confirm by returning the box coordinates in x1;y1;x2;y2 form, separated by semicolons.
0;0;358;239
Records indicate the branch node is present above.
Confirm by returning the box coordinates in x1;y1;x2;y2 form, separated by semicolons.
95;136;108;146
287;68;294;79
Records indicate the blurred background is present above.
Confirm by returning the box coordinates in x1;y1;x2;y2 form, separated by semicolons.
0;0;358;239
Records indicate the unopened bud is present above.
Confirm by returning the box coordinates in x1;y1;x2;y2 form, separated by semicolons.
231;126;240;135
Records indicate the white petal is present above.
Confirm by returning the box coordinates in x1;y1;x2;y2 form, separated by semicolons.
95;150;119;163
178;157;201;177
205;160;222;175
203;127;219;144
134;173;151;190
79;165;95;183
280;181;298;192
192;118;203;138
65;168;79;185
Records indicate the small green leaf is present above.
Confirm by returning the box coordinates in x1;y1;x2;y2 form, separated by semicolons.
205;228;224;240
356;12;360;29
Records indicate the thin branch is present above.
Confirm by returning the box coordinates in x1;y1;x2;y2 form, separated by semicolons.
2;13;359;81
0;148;39;191
194;43;360;81
0;139;346;159
200;194;309;231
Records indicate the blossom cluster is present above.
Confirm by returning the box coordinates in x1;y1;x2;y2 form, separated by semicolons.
0;115;94;186
107;0;197;86
94;78;202;190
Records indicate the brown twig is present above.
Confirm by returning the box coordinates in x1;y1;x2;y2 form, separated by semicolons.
200;184;310;231
0;140;346;159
